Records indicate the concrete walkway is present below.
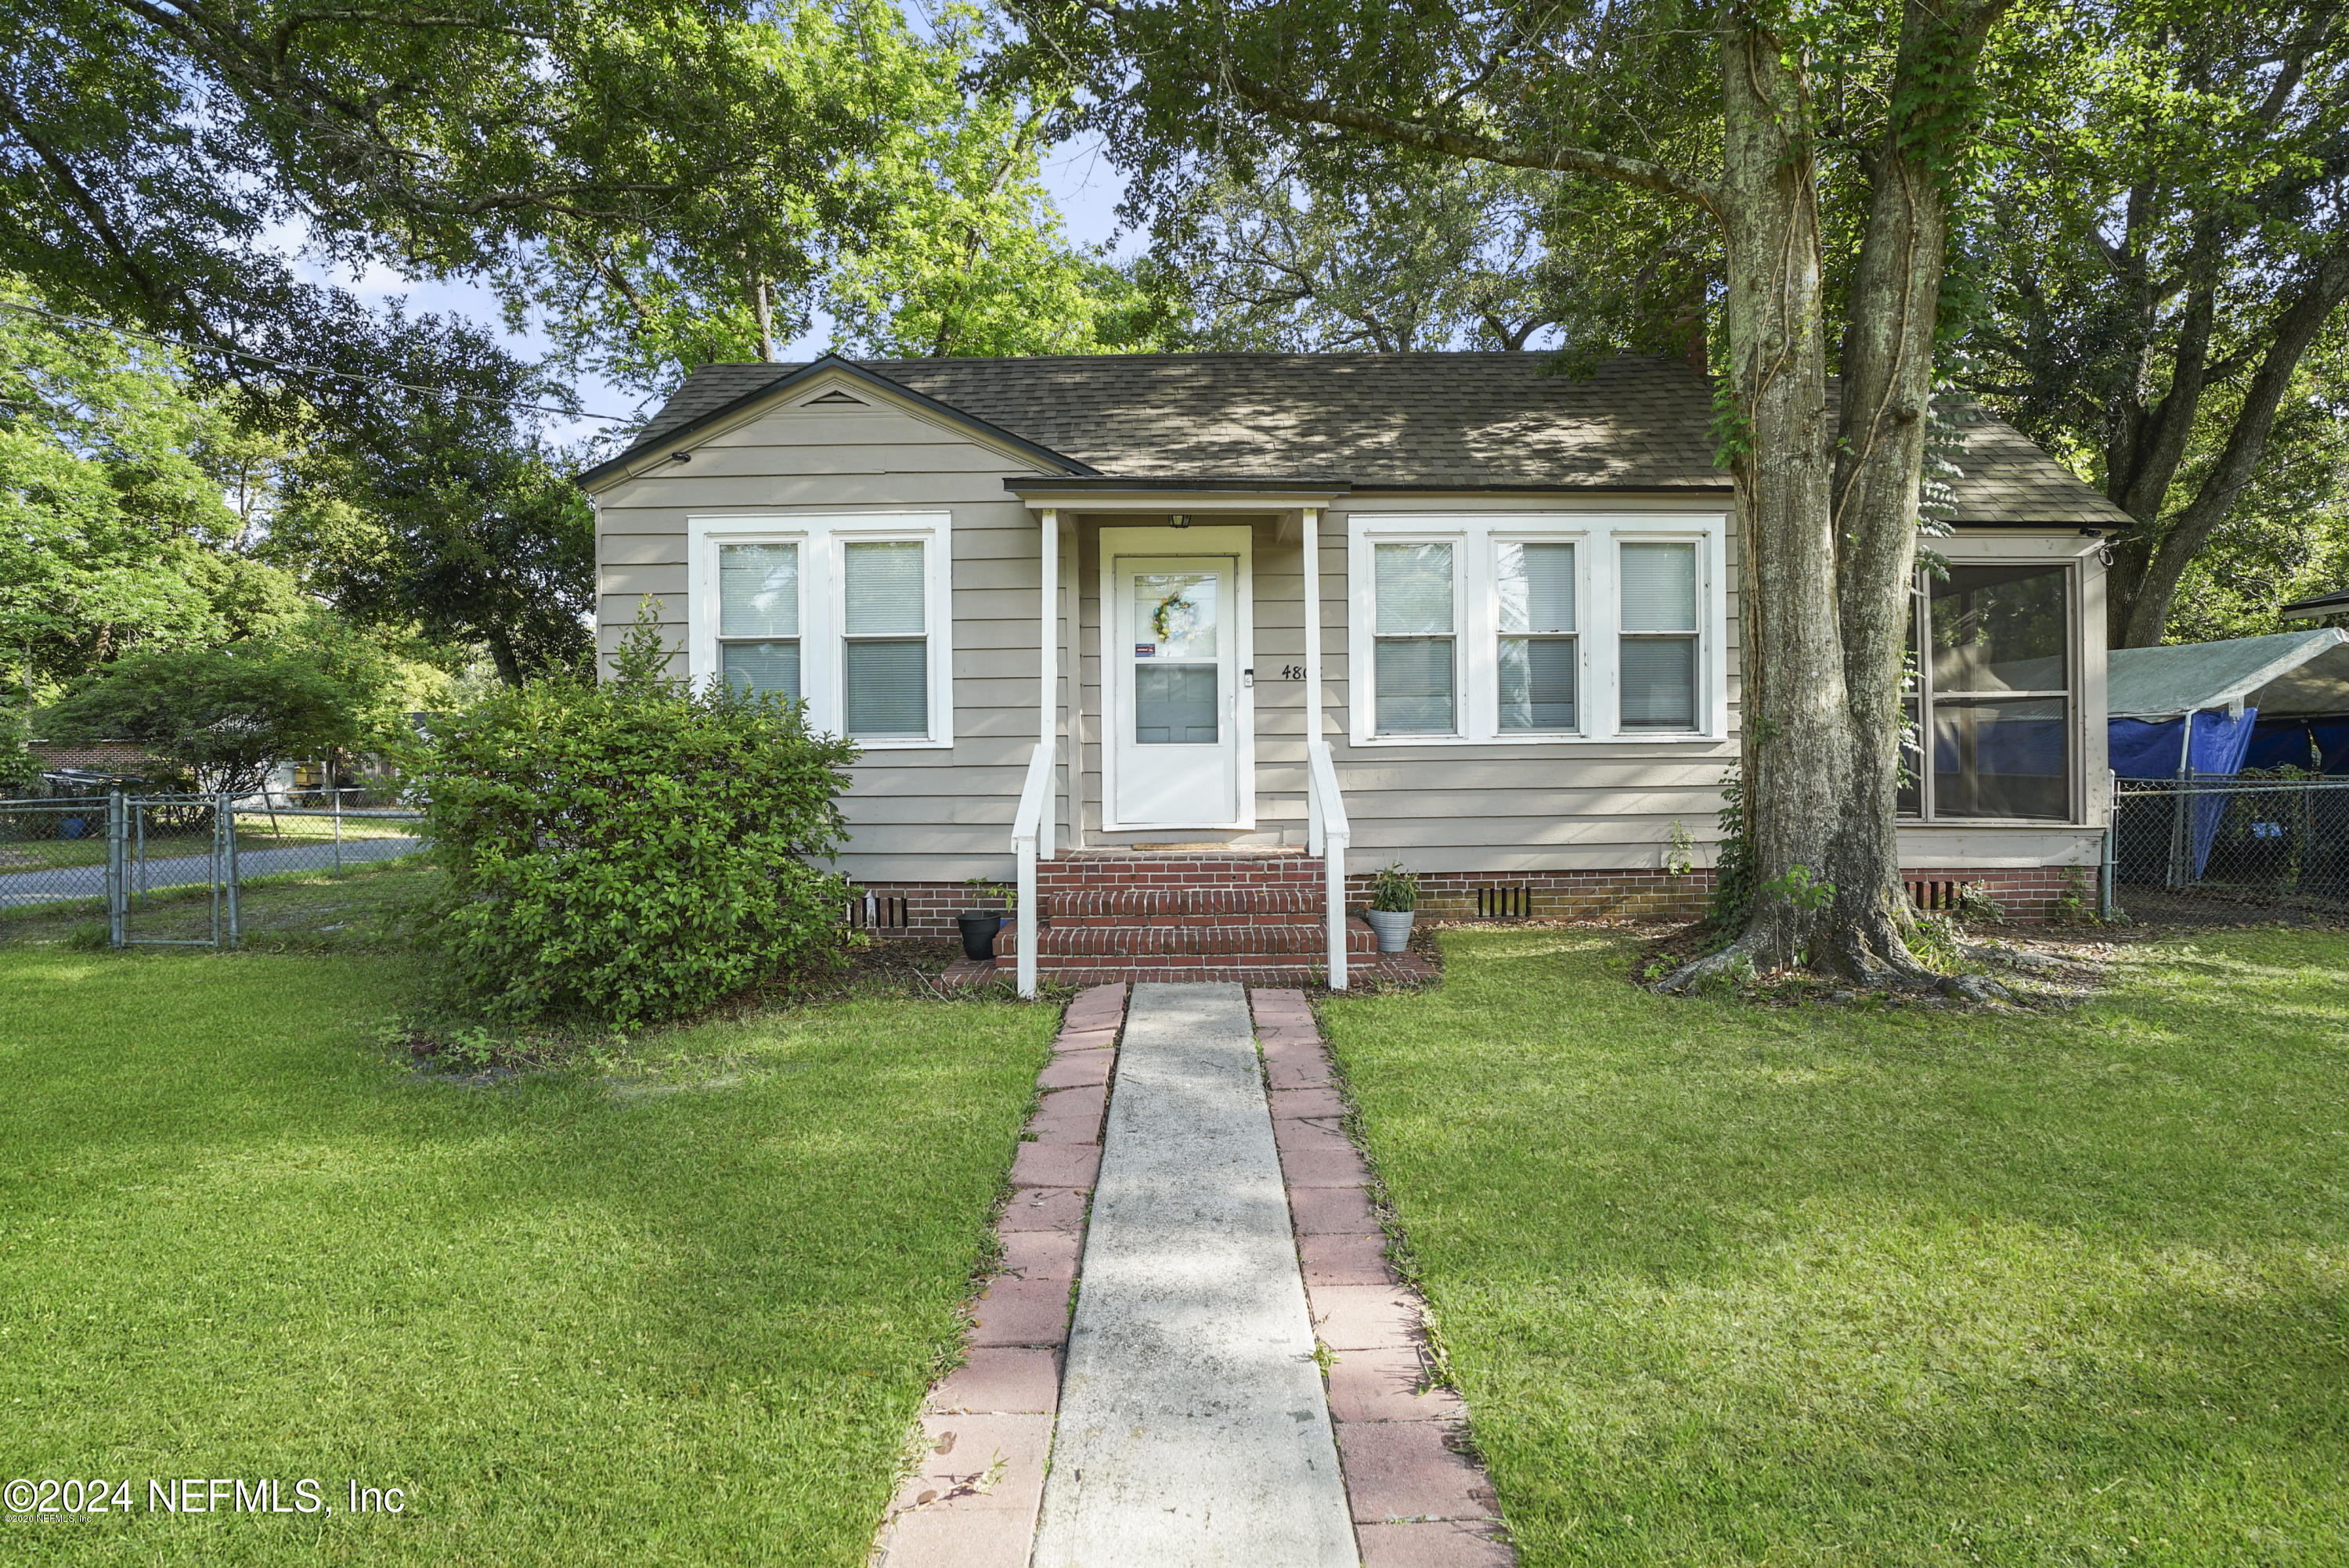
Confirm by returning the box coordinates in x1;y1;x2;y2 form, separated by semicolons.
1032;982;1356;1568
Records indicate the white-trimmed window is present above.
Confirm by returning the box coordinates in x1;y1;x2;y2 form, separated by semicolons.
687;514;952;748
1618;541;1700;730
1351;514;1724;744
1496;540;1577;732
1372;541;1459;734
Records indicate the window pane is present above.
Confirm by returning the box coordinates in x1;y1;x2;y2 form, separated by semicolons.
1134;664;1218;744
1932;697;2068;820
1621;637;1697;728
720;542;798;637
1498;542;1575;634
1930;563;2066;693
1375;542;1454;635
843;638;927;736
720;640;800;700
1132;570;1220;660
1499;638;1577;730
1898;696;1922;816
1621;542;1698;632
844;541;926;636
1375;638;1456;733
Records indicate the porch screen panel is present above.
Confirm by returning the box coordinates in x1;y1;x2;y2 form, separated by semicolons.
842;540;928;737
1374;542;1456;734
1926;563;2070;820
1619;542;1698;730
718;542;800;699
1498;541;1576;731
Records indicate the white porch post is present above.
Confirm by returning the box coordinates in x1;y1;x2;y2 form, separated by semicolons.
1039;507;1058;859
1301;506;1322;749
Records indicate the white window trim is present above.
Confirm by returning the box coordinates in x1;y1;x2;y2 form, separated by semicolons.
1348;512;1728;745
686;512;954;749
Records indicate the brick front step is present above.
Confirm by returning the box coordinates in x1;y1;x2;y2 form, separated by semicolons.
1000;924;1377;958
1045;888;1323;919
1037;853;1328;893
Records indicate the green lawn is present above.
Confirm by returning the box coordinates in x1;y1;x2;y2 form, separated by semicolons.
0;946;1055;1564
1322;927;2349;1566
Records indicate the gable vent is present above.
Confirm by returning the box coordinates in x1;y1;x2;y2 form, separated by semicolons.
806;389;866;406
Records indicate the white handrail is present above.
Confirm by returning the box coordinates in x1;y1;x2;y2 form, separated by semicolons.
1011;739;1055;998
1305;740;1349;991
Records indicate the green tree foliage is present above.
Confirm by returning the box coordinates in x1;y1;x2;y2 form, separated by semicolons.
1156;153;1566;352
0;287;314;690
272;314;597;686
42;643;381;796
1967;0;2349;646
405;610;859;1026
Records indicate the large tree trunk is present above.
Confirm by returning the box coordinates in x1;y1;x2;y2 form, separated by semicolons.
1702;13;1861;973
1672;0;2000;987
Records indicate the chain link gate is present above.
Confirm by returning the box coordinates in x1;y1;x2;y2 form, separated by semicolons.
3;791;425;946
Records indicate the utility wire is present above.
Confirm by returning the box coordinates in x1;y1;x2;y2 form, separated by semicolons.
0;298;643;425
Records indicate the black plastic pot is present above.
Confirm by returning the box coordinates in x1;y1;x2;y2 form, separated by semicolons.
957;910;1005;961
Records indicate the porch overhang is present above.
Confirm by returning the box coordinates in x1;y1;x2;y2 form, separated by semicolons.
1005;477;1351;516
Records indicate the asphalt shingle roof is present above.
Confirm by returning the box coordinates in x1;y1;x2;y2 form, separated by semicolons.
615;352;2131;525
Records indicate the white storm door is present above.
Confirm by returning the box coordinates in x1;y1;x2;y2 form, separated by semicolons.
1113;555;1239;826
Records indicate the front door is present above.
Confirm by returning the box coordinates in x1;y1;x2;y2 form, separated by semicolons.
1111;553;1241;827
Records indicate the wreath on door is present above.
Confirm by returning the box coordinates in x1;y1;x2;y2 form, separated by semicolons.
1151;590;1200;646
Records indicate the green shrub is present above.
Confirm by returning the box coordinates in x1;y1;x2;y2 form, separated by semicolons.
403;610;859;1026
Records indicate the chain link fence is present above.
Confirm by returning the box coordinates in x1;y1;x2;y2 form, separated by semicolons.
0;790;425;946
2110;777;2349;915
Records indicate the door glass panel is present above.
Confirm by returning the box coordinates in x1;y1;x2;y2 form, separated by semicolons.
1135;665;1218;744
1930;564;2066;692
1132;571;1218;659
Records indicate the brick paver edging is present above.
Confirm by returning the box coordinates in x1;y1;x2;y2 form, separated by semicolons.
871;982;1128;1568
1254;988;1519;1568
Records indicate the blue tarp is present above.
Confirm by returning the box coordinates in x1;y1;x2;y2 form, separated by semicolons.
2109;708;2260;877
2245;716;2349;774
2109;707;2260;780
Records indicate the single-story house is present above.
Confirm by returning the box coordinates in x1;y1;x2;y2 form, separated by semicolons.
578;353;2124;986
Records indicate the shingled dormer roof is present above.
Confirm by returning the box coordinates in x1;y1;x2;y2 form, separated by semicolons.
594;351;2131;526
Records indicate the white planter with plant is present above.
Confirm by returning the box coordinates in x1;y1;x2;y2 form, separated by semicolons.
1363;863;1418;953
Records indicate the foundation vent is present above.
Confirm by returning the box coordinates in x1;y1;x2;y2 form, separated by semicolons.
846;892;910;930
1476;885;1533;919
1907;879;1961;913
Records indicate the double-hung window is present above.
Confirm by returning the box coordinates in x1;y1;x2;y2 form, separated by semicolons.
1354;514;1721;743
1618;542;1700;730
1496;541;1577;731
689;514;952;747
1900;561;2074;820
1372;542;1458;734
841;540;929;738
717;542;801;699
